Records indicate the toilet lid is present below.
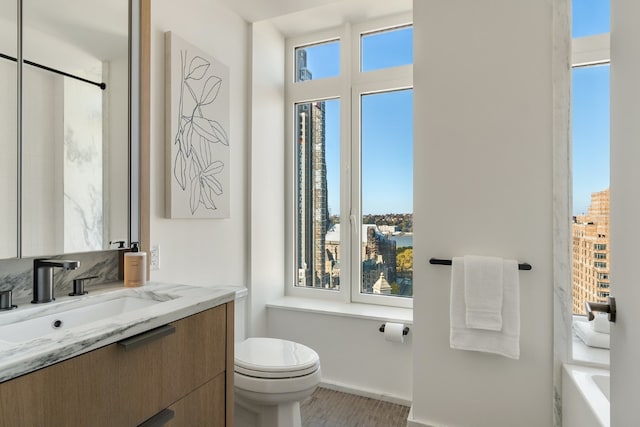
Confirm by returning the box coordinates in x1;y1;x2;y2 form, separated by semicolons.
235;337;320;379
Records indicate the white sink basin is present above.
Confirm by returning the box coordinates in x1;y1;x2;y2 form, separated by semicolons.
0;294;166;343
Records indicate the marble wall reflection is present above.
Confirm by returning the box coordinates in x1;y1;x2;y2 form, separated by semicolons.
0;251;121;301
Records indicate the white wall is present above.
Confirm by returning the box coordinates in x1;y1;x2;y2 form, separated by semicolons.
105;56;129;246
149;0;249;287
411;1;554;426
268;308;413;404
248;21;286;337
0;59;17;259
0;15;17;259
21;69;63;256
610;0;640;424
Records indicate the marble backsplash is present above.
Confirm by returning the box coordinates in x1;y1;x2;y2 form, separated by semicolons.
0;251;123;302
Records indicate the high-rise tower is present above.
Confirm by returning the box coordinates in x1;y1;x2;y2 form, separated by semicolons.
572;188;610;314
296;50;329;288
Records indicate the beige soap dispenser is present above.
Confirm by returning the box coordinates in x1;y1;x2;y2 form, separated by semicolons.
124;242;147;287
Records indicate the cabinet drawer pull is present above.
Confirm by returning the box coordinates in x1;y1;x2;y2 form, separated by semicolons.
137;408;175;427
118;324;176;351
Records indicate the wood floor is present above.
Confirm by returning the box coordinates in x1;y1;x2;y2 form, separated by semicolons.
300;387;410;427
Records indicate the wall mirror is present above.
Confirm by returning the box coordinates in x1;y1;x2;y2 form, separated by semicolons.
0;0;18;259
0;0;141;259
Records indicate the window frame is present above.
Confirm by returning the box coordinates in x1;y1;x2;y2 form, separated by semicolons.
566;12;611;367
285;14;413;308
350;82;413;307
570;32;610;317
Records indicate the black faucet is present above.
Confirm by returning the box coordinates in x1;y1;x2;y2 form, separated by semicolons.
32;259;80;304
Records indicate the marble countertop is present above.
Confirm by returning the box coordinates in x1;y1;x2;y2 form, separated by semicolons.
0;281;244;383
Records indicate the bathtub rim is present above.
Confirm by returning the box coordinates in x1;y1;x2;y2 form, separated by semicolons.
563;363;610;427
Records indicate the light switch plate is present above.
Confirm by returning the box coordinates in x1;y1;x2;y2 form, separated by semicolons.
150;245;160;271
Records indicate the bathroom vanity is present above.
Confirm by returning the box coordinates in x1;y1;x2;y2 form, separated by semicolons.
0;283;237;426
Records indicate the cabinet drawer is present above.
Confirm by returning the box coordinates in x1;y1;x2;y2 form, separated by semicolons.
162;303;227;401
0;303;229;427
0;338;122;427
119;304;227;425
165;373;226;427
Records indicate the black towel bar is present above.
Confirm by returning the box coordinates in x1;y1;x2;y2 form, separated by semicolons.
429;257;532;271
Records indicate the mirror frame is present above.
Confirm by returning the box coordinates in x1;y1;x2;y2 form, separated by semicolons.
17;0;22;258
129;0;150;268
10;0;149;260
138;0;150;272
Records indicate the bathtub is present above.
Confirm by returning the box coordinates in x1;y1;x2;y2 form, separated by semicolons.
563;364;610;427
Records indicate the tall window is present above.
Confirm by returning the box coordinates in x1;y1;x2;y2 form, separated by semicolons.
295;99;340;289
360;89;413;298
287;18;413;307
571;0;610;315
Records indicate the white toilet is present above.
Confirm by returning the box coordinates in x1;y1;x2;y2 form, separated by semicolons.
234;337;321;427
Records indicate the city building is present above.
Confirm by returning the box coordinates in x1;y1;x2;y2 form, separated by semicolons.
372;272;392;294
295;49;329;288
324;224;341;289
572;188;610;314
325;224;407;295
362;225;397;293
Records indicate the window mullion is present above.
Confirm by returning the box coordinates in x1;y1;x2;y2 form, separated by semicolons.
287;78;342;105
339;24;353;303
572;33;610;67
349;86;362;304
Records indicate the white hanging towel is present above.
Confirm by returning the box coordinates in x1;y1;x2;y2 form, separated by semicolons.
464;255;504;330
450;256;520;359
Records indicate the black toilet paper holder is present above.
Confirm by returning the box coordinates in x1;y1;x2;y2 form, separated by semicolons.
379;324;410;336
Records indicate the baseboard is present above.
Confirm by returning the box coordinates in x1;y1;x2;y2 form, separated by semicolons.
406;406;435;427
318;380;412;407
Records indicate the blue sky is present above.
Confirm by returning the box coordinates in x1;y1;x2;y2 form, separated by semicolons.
572;0;609;38
301;27;413;216
572;65;609;215
572;0;610;215
361;90;413;215
303;3;611;217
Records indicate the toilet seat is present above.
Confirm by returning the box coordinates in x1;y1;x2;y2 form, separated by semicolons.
235;337;320;379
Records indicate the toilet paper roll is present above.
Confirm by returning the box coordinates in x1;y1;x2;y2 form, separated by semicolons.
384;322;405;343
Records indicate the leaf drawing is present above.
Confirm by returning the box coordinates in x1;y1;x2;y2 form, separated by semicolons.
203;160;224;178
186;56;210;80
190;173;201;214
191;116;229;145
172;43;229;216
200;76;222;105
174;150;187;190
201;137;211;165
210;120;229;146
184;81;200;108
200;161;224;210
201;182;219;209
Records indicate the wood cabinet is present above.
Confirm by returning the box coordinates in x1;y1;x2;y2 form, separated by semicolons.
0;301;234;427
165;373;226;426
